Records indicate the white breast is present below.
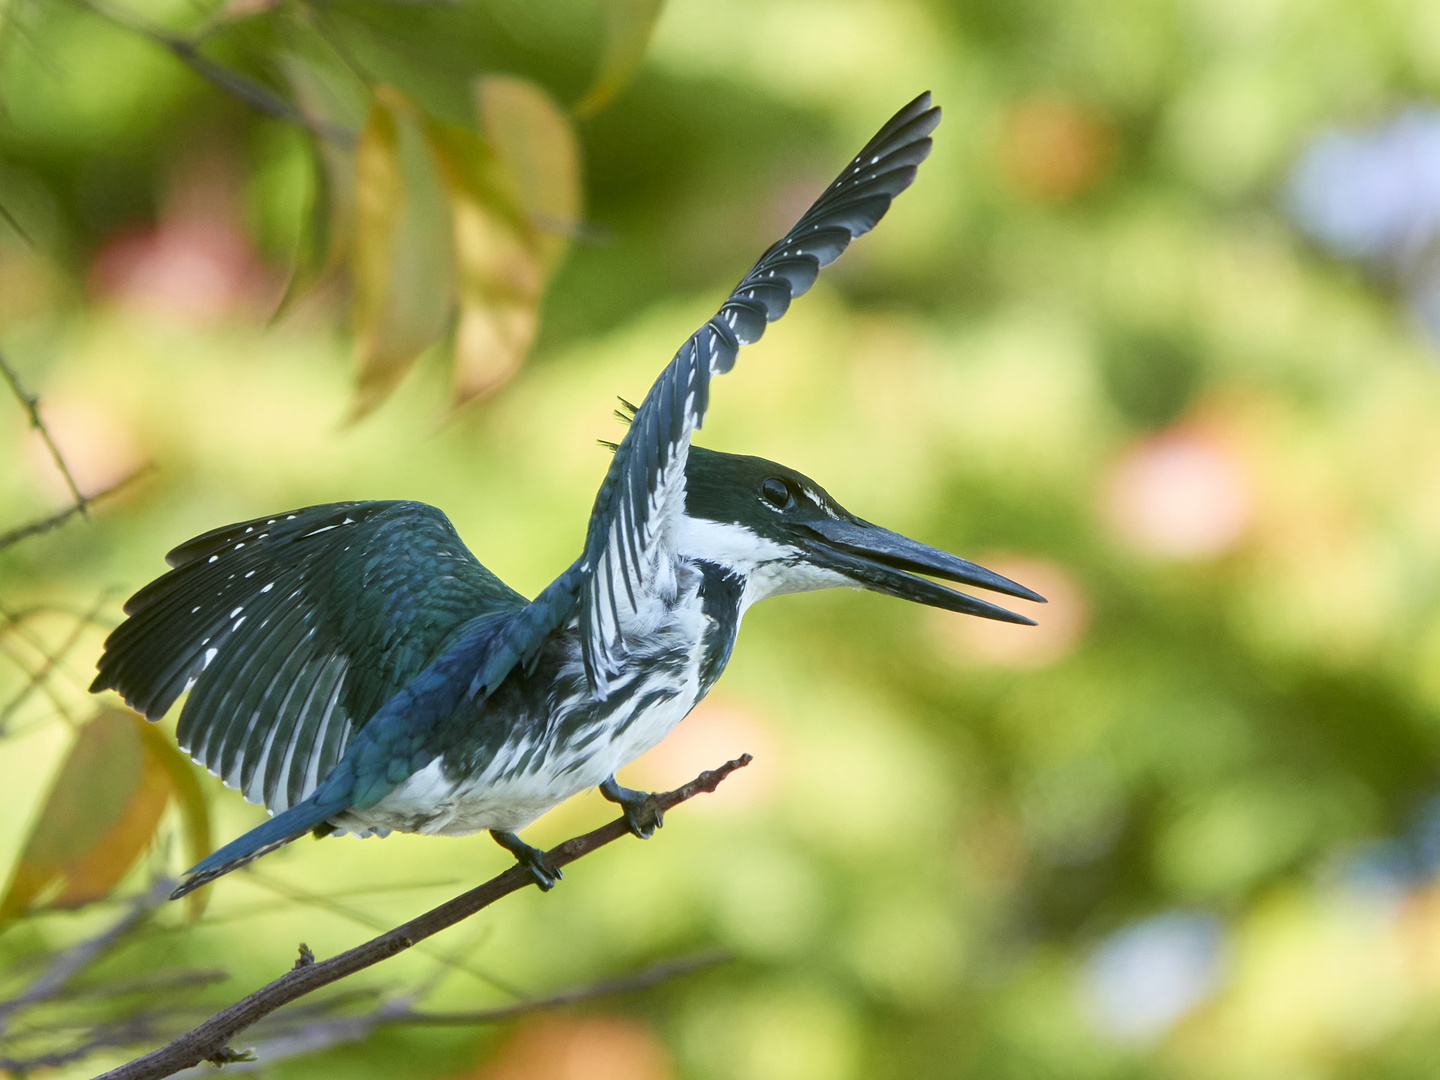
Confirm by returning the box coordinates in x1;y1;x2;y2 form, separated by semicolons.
333;578;714;838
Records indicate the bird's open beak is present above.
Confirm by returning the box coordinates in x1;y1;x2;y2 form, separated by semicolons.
798;518;1046;625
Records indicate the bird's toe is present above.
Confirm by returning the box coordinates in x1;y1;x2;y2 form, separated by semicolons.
600;776;664;839
624;799;664;840
525;853;563;891
491;830;562;890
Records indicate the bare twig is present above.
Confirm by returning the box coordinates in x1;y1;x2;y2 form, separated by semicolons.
0;347;85;511
169;951;727;1074
48;969;229;1004
97;756;751;1080
0;465;151;553
0;878;173;1035
241;867;530;1001
0;592;112;733
0;198;35;249
67;0;355;145
0;639;77;727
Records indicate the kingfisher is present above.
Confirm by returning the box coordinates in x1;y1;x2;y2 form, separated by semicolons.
91;93;1043;899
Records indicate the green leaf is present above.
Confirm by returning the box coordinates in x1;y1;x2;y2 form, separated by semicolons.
349;85;456;420
269;46;366;320
0;710;174;924
574;0;666;117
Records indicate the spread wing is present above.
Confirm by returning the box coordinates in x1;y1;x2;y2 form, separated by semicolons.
92;501;525;813
576;92;942;694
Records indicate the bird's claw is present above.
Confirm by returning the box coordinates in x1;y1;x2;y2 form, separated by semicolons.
599;776;664;839
490;830;562;891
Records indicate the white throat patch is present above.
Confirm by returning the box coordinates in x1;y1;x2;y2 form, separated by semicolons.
674;515;852;607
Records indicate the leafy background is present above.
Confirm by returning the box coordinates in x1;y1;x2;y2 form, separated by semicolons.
6;0;1440;1076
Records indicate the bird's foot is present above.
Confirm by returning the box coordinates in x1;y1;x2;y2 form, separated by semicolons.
490;830;562;890
599;775;664;839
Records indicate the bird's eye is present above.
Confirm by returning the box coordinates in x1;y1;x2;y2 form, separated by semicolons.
760;478;792;510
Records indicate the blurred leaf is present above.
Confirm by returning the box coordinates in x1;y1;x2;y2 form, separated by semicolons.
266;136;333;323
0;710;172;924
476;74;582;269
132;718;211;921
270;49;364;320
573;0;665;117
350;85;455;419
424;76;579;403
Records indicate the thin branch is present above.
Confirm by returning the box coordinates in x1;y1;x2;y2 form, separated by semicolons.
241;867;529;1001
0;465;152;553
0;878;172;1035
0;197;35;249
47;969;229;1005
0;592;112;733
0;347;85;511
97;755;751;1080
171;951;728;1074
395;951;728;1025
0;639;76;727
67;0;356;145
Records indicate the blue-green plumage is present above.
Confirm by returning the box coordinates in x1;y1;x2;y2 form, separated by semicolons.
91;93;1047;897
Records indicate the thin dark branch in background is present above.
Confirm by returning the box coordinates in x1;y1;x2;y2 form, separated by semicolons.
0;879;173;1035
170;952;727;1076
243;868;532;1001
1;1017;173;1074
97;756;751;1080
0;466;151;553
0;592;111;733
67;0;356;145
0;348;86;512
0;595;118;698
397;951;727;1025
0;198;35;248
0;639;76;727
0;603;120;629
52;969;230;1004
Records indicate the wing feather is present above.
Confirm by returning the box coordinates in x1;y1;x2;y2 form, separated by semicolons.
575;92;940;694
93;501;525;814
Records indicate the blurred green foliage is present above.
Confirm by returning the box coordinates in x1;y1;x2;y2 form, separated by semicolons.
7;0;1440;1077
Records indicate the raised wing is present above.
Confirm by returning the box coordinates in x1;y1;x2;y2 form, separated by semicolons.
577;92;942;693
92;501;525;813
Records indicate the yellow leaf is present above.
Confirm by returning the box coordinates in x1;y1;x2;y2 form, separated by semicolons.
0;710;173;924
423;78;581;404
349;86;455;419
475;74;582;268
133;718;212;921
574;0;666;117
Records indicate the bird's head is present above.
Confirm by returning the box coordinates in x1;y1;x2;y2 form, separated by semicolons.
679;447;1045;621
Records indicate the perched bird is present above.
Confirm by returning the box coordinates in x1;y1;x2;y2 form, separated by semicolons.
91;93;1043;899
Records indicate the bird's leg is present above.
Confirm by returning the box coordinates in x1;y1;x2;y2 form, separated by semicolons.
490;830;562;890
599;775;664;839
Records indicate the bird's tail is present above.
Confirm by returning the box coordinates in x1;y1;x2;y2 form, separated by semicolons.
171;796;348;900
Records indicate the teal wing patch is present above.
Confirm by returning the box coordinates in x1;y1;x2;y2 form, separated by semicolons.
92;501;526;813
